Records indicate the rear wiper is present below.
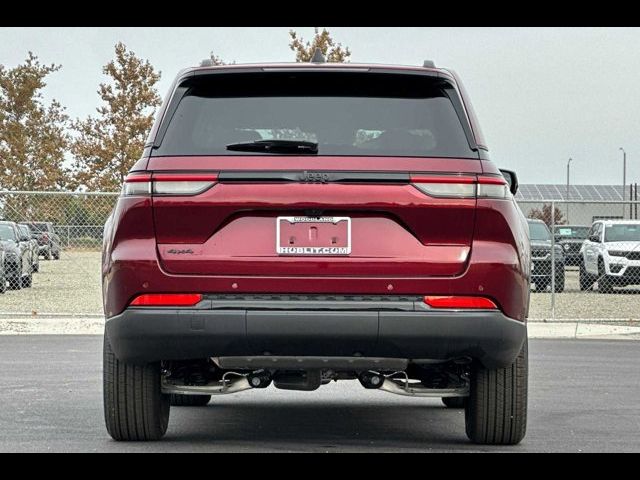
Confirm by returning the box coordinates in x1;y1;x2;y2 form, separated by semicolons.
226;140;318;154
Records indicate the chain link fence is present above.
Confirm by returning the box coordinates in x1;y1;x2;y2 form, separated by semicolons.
0;191;118;249
519;199;640;322
1;191;640;321
0;191;118;316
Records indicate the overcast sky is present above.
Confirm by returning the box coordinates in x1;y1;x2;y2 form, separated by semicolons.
0;27;638;186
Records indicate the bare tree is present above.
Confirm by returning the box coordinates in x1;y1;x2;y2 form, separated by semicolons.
528;204;566;227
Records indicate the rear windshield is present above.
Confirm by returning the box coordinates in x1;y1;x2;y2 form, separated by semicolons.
555;226;589;239
528;222;551;241
604;224;640;242
154;72;476;158
0;225;16;241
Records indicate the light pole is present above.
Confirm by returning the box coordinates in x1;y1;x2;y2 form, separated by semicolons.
566;157;572;223
620;147;626;218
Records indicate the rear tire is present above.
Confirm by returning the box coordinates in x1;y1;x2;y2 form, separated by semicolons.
598;258;613;294
170;394;211;407
535;279;549;292
103;335;170;441
0;274;6;294
465;340;528;445
22;272;32;288
579;264;595;291
8;265;21;290
442;397;465;408
554;270;565;293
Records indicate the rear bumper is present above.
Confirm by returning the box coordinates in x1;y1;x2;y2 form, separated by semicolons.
105;306;526;370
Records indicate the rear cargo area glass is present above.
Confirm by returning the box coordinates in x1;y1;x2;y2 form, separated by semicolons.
154;72;475;158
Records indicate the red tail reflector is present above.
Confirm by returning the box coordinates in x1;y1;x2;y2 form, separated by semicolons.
424;296;498;309
130;293;203;307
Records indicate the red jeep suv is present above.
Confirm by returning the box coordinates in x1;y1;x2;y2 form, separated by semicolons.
102;58;530;445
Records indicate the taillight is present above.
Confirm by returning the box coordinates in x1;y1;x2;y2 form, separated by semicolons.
122;173;151;196
424;295;498;309
130;293;203;307
410;175;476;198
122;173;218;197
410;175;509;199
477;176;510;199
152;173;219;195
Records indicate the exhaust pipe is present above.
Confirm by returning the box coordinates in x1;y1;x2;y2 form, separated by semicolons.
358;370;469;398
162;370;272;396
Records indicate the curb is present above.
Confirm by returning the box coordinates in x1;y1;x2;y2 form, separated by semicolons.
0;313;104;319
1;318;640;339
0;317;105;335
528;322;640;339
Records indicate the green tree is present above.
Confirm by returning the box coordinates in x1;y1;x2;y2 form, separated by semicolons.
70;42;161;191
289;27;351;62
0;52;69;191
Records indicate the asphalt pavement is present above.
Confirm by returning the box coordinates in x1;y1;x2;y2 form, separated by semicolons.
0;336;638;452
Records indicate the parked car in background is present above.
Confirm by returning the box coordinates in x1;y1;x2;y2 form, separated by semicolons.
554;225;589;266
0;242;6;294
580;220;640;293
18;224;39;273
0;221;33;289
23;222;61;260
102;59;530;444
528;219;565;292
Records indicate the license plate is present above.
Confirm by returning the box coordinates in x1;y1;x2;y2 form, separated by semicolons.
277;216;351;255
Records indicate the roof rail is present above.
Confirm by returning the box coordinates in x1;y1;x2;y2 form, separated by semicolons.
422;60;436;68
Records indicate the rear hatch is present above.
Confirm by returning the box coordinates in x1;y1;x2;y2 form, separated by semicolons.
146;69;484;278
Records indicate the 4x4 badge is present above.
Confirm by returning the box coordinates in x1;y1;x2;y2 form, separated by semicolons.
167;248;194;255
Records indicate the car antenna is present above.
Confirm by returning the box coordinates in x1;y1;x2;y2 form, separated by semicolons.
310;48;326;63
423;60;436;68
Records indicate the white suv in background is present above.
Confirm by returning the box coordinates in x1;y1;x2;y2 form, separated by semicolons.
580;220;640;293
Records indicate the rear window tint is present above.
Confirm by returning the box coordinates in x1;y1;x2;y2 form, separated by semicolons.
154;72;476;159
